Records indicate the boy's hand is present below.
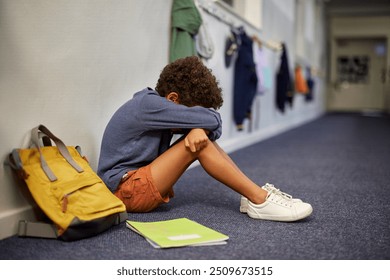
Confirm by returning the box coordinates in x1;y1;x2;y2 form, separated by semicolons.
184;128;209;152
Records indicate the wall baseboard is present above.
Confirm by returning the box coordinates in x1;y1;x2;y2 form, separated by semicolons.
221;111;324;154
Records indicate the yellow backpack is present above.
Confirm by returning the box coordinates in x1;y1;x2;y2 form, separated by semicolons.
8;125;127;241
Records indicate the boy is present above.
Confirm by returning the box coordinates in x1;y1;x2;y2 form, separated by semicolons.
98;56;312;222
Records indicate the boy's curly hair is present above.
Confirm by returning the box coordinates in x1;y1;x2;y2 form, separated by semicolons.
155;56;223;110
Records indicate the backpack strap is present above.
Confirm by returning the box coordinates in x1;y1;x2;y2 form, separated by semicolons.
37;131;52;147
18;220;58;239
31;125;84;181
117;211;128;224
18;212;127;240
6;149;29;180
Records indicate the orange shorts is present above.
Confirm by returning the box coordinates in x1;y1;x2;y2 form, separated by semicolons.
114;165;174;213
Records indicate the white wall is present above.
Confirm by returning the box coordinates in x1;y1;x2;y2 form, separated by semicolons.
0;0;327;239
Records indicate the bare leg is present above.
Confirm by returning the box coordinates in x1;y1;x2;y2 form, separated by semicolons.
150;138;267;204
213;142;248;178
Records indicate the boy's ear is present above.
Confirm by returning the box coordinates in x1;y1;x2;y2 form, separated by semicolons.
166;92;179;104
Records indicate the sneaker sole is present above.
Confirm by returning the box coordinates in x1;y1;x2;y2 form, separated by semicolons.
247;205;313;222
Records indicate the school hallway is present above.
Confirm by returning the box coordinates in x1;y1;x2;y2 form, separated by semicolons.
1;112;389;260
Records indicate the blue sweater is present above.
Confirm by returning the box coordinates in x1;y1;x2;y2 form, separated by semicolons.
98;88;222;192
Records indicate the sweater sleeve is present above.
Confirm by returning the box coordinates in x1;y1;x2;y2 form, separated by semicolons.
138;91;222;140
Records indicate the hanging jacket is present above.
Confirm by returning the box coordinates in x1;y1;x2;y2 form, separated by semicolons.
224;26;242;68
233;28;258;129
195;16;214;60
254;45;267;95
305;66;315;102
170;0;202;62
275;43;293;113
295;65;308;94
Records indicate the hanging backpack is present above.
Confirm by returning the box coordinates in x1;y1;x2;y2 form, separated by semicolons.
7;124;127;241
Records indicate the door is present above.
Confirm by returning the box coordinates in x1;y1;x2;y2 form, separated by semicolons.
328;37;387;112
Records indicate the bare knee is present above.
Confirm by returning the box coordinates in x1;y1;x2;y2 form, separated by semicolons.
195;139;219;159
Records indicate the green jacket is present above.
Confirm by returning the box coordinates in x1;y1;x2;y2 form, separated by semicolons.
170;0;202;62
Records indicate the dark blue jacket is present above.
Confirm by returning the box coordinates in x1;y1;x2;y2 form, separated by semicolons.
233;29;258;129
276;43;293;112
305;66;315;102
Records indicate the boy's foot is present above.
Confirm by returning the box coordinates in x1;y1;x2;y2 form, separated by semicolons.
240;183;302;213
241;183;313;222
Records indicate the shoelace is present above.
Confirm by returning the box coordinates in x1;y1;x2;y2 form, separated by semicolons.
263;183;293;200
263;183;294;206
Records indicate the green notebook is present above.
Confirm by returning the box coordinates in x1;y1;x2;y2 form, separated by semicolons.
126;218;229;248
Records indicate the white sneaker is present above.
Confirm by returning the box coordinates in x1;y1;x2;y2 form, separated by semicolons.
240;183;302;213
242;184;313;222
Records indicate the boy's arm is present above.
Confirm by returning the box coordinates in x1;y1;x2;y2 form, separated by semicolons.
139;92;222;140
184;128;209;152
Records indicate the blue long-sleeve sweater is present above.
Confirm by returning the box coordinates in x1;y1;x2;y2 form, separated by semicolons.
98;88;222;192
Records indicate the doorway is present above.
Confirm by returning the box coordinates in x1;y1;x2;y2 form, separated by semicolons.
328;37;387;112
